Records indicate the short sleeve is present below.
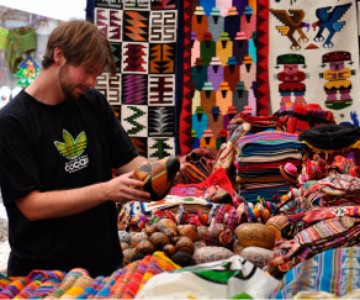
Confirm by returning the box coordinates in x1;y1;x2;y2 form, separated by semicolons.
0;124;40;205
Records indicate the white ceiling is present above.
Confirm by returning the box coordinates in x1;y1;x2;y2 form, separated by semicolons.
0;0;86;20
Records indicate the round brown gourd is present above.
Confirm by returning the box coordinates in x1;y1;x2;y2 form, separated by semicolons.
135;240;155;255
234;223;276;249
149;231;169;250
175;236;195;255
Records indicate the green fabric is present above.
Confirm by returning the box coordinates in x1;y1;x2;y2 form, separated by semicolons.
0;27;9;50
5;26;37;73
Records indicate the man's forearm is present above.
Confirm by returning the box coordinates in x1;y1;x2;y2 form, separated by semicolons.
16;182;109;221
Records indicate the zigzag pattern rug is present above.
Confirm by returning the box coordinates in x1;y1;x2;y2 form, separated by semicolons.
88;0;182;159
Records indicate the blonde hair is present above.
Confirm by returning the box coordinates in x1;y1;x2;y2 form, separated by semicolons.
42;19;116;75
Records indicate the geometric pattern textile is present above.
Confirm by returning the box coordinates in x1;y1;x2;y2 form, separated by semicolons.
268;0;360;125
188;0;259;152
89;0;181;159
255;0;271;116
178;0;193;155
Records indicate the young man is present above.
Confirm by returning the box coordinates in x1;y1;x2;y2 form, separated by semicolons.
0;20;151;277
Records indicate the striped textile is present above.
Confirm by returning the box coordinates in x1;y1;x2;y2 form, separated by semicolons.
272;246;360;299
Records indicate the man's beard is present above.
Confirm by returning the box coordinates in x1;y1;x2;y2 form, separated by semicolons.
59;65;88;100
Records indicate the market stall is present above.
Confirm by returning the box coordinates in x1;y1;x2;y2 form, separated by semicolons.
1;0;360;299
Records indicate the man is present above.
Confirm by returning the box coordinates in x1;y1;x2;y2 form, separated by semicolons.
0;20;151;277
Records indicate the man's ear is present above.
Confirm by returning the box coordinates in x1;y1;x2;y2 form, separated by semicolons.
53;47;65;65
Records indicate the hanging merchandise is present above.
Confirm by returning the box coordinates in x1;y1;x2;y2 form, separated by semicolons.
5;26;37;73
0;27;9;50
15;55;40;86
268;0;360;124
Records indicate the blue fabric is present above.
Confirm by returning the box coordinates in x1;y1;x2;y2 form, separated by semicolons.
272;246;360;298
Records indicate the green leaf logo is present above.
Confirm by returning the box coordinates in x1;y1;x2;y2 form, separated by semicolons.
54;130;87;159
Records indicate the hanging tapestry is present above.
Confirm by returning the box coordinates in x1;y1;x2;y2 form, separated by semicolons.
268;0;360;125
178;0;193;155
183;0;258;153
256;0;271;116
88;0;182;159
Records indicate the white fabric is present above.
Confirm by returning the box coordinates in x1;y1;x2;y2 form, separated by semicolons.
135;255;279;300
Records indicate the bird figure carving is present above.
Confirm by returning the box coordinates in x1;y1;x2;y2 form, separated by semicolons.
270;9;310;50
312;3;352;48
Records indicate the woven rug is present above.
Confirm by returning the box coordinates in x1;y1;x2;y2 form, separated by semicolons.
256;0;271;116
268;0;360;124
178;0;193;155
87;0;183;159
181;1;259;153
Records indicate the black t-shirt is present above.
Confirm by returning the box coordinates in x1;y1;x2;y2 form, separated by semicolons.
0;89;138;277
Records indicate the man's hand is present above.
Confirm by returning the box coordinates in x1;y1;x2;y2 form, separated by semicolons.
105;171;151;203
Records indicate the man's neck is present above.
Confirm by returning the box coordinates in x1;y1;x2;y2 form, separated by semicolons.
25;69;65;105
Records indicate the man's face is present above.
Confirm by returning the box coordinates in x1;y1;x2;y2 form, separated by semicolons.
58;63;101;100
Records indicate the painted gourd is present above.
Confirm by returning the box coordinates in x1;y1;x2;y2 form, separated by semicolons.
133;156;181;201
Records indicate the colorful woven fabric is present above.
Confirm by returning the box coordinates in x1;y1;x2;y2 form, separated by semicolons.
27;279;61;299
274;103;335;134
10;269;65;299
92;268;123;299
89;0;183;159
0;274;11;291
299;172;360;210
136;251;180;296
178;0;193;155
60;275;93;298
236;131;304;155
13;280;42;299
120;255;152;299
256;0;270;115
115;252;180;299
170;167;234;199
268;0;360;124
187;2;259;152
301;206;360;227
108;262;140;298
0;277;29;299
44;268;89;299
76;275;107;299
269;217;360;276
272;246;360;298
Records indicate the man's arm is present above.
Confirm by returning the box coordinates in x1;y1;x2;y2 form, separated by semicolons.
16;170;151;221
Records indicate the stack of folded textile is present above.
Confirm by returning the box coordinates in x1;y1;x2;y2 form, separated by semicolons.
235;131;305;203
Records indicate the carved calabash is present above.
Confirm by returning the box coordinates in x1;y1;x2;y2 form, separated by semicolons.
123;248;137;264
157;218;178;234
235;223;276;249
133;156;181;201
149;231;170;250
177;224;200;242
143;224;159;237
135;240;155;255
175;236;195;255
130;231;148;248
163;244;176;257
